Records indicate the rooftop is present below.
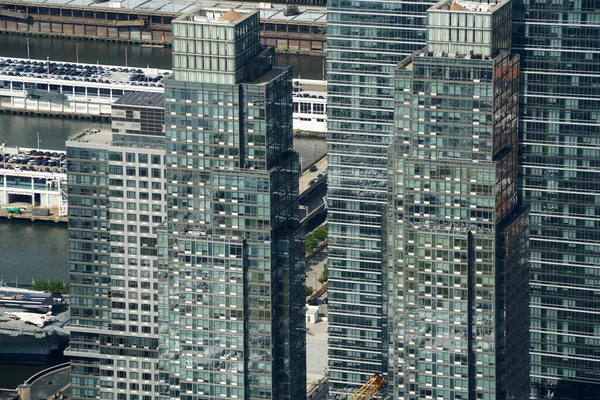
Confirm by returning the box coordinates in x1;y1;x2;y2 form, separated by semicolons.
40;0;329;24
397;49;496;71
177;7;256;25
245;65;289;85
29;365;71;400
432;0;499;13
0;389;17;400
115;91;165;107
68;128;113;146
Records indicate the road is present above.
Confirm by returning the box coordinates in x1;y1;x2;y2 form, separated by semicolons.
299;157;327;194
301;184;326;213
306;250;327;297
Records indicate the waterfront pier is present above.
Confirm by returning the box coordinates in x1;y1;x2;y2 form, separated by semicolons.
0;0;326;54
0;56;327;133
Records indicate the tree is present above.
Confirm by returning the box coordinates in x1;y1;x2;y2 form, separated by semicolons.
318;263;328;284
30;280;68;294
305;235;319;254
31;280;49;292
48;280;65;293
305;286;314;297
313;225;328;242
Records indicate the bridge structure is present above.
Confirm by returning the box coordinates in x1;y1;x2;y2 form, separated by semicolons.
0;0;326;54
299;156;327;230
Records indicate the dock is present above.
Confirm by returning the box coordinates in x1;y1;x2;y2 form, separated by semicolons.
0;0;326;54
0;202;66;223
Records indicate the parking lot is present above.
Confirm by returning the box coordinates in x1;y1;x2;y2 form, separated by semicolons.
0;57;168;89
0;150;67;174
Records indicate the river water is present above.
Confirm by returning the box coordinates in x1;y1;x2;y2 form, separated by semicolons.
0;34;325;79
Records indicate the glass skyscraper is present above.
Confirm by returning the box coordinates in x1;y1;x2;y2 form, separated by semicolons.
390;0;529;399
155;7;306;400
326;0;432;394
329;0;600;397
512;1;600;397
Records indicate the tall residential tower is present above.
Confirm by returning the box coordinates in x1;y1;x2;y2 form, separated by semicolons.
67;92;167;400
513;0;600;397
155;8;306;400
328;0;600;396
326;0;433;393
389;0;529;399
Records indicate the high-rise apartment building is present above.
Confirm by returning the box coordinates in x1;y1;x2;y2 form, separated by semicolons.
66;92;166;400
512;1;600;397
329;0;600;396
326;0;433;394
389;1;529;399
155;8;306;400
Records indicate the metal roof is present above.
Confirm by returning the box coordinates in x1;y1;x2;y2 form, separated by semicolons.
11;0;326;23
115;91;165;107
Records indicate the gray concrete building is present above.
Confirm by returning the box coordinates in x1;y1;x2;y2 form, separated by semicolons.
66;92;167;400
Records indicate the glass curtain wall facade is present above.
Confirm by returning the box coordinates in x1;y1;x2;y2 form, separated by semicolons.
156;8;306;400
326;0;432;395
389;1;529;399
66;95;167;400
511;1;600;398
330;0;600;396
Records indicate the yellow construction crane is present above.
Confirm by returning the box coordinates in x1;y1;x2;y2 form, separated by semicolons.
348;374;386;400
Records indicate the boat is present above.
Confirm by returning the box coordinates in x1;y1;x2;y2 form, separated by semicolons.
0;307;70;365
